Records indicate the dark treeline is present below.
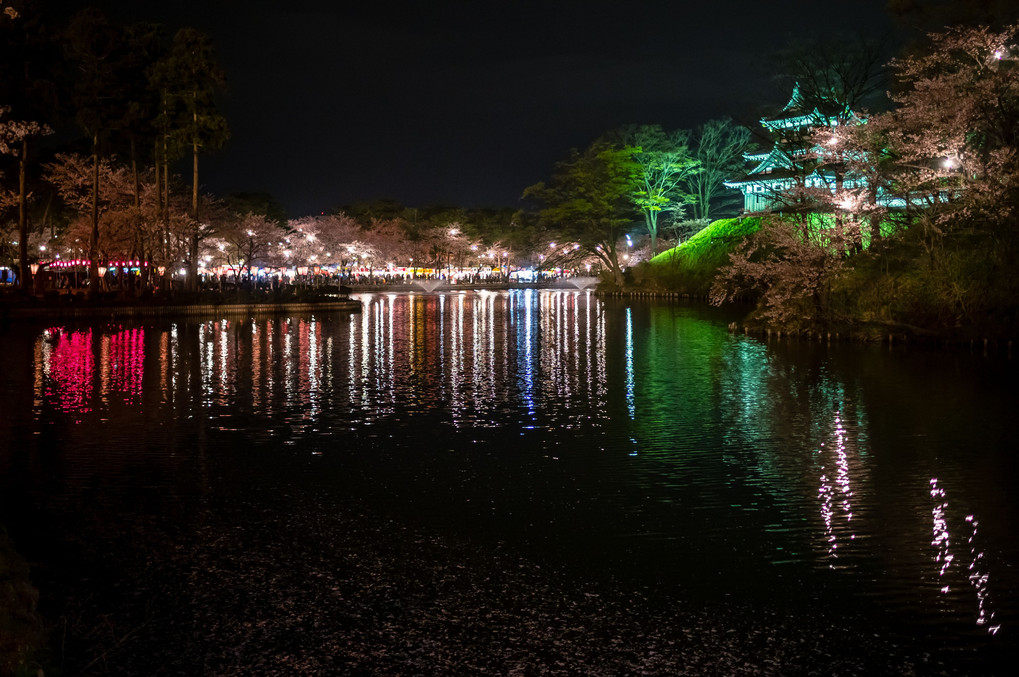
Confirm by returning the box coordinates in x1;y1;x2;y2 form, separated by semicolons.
1;1;230;293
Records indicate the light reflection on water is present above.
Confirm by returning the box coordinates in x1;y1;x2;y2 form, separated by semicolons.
2;290;1017;668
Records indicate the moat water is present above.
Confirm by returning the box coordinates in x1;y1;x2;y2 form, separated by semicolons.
1;290;1015;674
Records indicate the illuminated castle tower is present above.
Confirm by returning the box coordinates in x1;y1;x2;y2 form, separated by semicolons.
725;84;863;212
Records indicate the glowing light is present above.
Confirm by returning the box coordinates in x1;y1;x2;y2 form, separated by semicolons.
930;478;953;581
625;307;634;422
929;480;1001;634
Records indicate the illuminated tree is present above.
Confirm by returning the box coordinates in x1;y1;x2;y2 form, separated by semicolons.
65;8;136;291
882;23;1019;226
820;113;900;246
215;212;284;280
285;213;364;271
363;217;417;270
524;137;637;285
1;1;60;291
621;125;698;256
44;153;160;268
710;214;853;326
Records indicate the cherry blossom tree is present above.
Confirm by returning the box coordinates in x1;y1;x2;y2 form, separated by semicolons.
212;212;285;280
882;23;1019;231
710;214;854;326
44;153;155;266
287;213;363;272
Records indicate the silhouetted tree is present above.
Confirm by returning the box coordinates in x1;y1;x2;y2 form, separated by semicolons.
149;27;229;291
524;137;637;285
687;118;751;221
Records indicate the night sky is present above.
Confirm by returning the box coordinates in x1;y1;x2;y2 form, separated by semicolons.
68;0;898;217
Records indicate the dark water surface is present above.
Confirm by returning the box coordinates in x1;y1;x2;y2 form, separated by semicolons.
1;290;1016;675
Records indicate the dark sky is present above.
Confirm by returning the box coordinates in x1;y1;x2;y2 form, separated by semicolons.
71;0;898;217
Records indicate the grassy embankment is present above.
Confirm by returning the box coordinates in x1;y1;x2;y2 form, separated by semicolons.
626;217;760;299
626;214;1017;343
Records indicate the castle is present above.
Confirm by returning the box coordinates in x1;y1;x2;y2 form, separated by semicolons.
725;84;872;213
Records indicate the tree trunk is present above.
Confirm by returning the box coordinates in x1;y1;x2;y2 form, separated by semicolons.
130;135;140;208
154;140;162;221
868;184;881;244
647;212;658;258
89;135;100;295
189;136;199;292
17;137;29;293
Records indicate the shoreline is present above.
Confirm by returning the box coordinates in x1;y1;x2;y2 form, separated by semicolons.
0;298;362;321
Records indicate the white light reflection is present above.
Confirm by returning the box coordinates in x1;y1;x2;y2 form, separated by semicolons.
360;301;371;405
308;317;320;418
625;307;636;456
817;410;855;566
521;289;535;418
929;478;1000;635
625;307;635;420
449;292;466;419
218;319;229;403
965;514;999;634
348;311;358;405
283;320;293;397
930;478;953;580
386;295;397;408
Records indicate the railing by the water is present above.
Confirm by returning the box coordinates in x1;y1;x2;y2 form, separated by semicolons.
347;277;601;293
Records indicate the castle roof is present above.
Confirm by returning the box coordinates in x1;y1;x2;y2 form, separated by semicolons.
759;82;857;132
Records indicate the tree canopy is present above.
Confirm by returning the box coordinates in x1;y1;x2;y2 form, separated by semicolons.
524;137;637;284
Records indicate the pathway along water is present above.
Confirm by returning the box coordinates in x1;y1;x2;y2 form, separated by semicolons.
0;290;1015;674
